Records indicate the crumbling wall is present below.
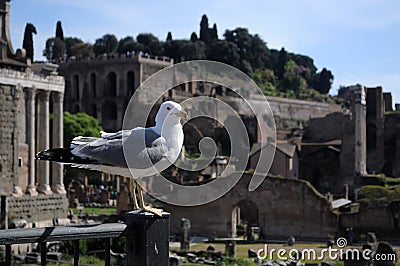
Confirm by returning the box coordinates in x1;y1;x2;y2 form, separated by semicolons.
7;194;68;223
165;174;338;241
0;84;18;195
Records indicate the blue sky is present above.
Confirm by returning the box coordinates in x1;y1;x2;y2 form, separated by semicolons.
9;0;400;105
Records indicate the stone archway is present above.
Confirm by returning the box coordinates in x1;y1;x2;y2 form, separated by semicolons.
231;199;259;237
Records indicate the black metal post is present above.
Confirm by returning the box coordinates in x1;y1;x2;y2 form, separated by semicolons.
105;237;111;266
5;244;11;266
40;242;47;266
1;195;7;230
73;239;79;266
125;211;170;266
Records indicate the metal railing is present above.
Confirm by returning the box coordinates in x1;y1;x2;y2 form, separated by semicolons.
0;211;170;266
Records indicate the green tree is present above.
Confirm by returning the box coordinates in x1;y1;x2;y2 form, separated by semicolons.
190;32;198;42
199;14;209;43
317;68;334;94
65;37;83;57
22;23;37;60
210;23;218;41
63;112;103;147
136;33;162;55
252;69;277;96
206;40;240;67
93;34;118;55
279;60;307;97
224;28;269;70
117;36;134;53
70;42;94;59
166;31;172;42
55;21;64;41
64;37;94;59
276;47;287;80
163;40;183;62
43;37;65;62
180;41;206;61
117;36;144;54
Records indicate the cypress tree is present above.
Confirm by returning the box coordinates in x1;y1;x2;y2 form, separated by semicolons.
22;23;37;60
276;47;287;80
166;31;172;42
55;21;64;41
211;23;218;40
199;15;209;43
190;32;198;42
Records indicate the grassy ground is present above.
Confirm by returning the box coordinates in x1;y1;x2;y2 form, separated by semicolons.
175;242;400;266
68;206;116;216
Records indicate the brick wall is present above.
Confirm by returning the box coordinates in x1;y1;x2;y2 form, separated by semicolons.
0;84;18;195
164;174;338;241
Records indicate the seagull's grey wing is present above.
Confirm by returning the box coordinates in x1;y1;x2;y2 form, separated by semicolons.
71;137;127;167
100;130;131;140
124;128;168;169
71;128;167;169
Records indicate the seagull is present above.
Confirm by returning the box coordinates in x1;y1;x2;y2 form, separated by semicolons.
36;101;187;216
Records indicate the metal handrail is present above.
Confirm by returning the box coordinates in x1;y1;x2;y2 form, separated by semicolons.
0;223;127;245
0;223;127;266
0;211;170;266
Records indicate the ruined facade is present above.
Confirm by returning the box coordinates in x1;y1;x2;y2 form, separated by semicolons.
300;85;396;195
59;54;173;131
165;174;338;241
0;0;67;226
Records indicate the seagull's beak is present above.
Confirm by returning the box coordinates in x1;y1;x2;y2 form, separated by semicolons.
174;110;188;119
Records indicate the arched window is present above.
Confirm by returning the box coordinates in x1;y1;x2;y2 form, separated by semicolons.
73;74;80;100
127;71;135;96
90;73;96;97
102;101;117;120
105;72;117;97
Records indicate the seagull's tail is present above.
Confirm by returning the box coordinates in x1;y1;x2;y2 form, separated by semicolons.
35;148;97;164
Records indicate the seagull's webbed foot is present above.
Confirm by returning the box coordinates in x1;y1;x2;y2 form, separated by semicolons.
137;184;163;217
142;206;164;217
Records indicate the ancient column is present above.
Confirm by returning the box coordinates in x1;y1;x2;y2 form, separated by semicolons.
37;90;52;194
353;85;367;175
25;88;38;196
52;92;66;194
12;85;23;196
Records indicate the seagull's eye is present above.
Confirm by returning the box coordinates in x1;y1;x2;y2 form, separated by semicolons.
166;107;171;110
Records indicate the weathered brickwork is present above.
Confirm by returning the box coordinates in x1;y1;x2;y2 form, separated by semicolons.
165;174;338;241
0;84;18;195
7;194;68;222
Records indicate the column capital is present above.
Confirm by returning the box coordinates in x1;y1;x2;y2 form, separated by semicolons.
38;90;51;102
53;92;64;103
24;88;36;100
12;85;23;100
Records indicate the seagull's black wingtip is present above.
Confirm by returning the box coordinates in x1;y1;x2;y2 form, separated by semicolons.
35;148;73;163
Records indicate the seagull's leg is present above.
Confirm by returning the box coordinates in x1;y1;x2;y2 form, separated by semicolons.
137;184;145;208
137;184;163;217
129;178;139;210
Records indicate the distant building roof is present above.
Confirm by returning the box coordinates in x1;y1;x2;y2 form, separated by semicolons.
302;140;342;146
331;198;352;209
250;142;297;158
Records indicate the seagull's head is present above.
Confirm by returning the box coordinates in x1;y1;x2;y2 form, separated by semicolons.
155;101;187;125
